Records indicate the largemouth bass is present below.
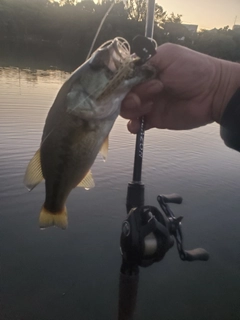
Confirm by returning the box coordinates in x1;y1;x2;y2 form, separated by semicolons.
24;38;155;229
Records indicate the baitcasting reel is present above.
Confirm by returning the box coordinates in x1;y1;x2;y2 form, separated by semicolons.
120;194;209;271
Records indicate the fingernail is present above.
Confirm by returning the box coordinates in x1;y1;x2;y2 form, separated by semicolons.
128;119;140;134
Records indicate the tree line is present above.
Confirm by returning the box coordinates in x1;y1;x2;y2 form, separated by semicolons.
0;0;240;67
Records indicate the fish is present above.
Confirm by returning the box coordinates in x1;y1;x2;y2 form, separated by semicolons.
24;37;155;229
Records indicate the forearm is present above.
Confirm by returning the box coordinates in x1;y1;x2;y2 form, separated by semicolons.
211;60;240;151
220;87;240;151
212;59;240;124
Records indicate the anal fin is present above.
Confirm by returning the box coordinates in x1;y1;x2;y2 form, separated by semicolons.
77;170;95;190
24;149;44;191
99;136;109;162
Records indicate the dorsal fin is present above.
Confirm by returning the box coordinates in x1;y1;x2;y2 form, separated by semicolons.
24;149;44;191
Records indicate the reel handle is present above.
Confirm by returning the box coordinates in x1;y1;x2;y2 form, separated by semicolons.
160;194;183;204
183;248;209;261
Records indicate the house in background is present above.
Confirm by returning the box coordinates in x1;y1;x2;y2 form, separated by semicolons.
182;24;198;34
233;25;240;30
163;23;198;42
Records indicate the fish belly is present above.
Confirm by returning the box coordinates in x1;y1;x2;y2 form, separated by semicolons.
41;116;113;213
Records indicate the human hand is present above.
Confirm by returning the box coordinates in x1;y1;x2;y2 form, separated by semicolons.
121;43;240;133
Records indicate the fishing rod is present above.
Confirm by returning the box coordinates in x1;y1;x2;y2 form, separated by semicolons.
120;0;209;275
117;3;157;318
125;0;156;217
118;1;209;318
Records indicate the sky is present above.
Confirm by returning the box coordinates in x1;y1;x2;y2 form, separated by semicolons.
157;0;240;30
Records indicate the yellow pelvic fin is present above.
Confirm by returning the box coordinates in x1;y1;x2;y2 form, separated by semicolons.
99;136;109;162
77;170;95;189
39;206;68;230
24;149;43;191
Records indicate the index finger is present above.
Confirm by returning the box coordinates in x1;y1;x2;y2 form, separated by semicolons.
121;79;163;119
131;79;163;98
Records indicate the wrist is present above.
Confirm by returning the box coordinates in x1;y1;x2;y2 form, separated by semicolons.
212;59;240;123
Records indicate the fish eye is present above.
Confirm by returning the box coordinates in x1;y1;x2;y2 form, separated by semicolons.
89;49;111;70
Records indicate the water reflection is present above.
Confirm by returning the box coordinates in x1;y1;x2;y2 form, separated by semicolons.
0;42;84;71
1;63;240;320
0;66;68;85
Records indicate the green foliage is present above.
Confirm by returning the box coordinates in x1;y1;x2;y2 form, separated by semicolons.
125;0;166;26
165;12;182;24
192;26;240;61
154;4;167;27
125;0;147;21
59;0;78;5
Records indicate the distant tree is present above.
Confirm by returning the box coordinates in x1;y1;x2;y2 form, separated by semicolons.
76;0;96;13
110;1;128;18
126;0;146;21
49;1;60;6
232;27;240;55
216;25;232;34
125;0;166;27
194;28;236;60
2;0;239;65
154;4;167;27
59;0;77;5
160;12;187;44
165;12;182;24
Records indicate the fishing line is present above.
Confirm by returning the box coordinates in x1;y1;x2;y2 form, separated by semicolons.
98;37;131;53
86;1;116;61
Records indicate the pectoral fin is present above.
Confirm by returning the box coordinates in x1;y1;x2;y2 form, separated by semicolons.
77;170;95;190
24;149;43;191
100;136;109;161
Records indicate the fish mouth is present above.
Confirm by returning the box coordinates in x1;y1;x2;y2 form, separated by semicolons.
66;37;156;121
91;38;156;102
97;37;156;79
90;37;137;73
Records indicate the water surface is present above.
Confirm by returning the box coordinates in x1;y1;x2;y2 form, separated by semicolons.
1;62;240;320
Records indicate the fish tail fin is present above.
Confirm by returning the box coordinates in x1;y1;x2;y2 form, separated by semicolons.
39;206;68;230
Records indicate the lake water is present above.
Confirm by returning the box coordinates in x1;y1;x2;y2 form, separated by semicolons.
1;61;240;320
